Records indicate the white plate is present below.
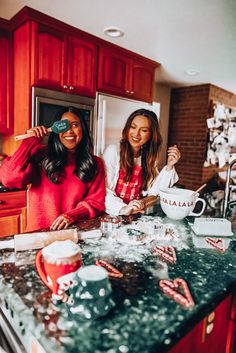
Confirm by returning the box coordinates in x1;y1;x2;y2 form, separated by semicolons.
190;224;233;237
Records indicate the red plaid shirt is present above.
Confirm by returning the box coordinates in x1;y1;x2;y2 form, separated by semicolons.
115;166;142;204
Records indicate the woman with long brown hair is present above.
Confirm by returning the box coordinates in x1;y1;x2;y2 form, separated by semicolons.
103;109;181;216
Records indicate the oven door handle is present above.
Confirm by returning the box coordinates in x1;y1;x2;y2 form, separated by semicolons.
0;307;27;353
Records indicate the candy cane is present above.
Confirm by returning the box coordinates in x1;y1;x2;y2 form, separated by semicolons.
153;246;177;264
206;237;225;253
56;290;74;304
160;278;195;309
95;260;123;278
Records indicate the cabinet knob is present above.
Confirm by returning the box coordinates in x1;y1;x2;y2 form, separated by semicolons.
69;86;74;90
130;91;134;94
206;322;214;335
202;311;215;342
63;85;68;89
126;90;130;93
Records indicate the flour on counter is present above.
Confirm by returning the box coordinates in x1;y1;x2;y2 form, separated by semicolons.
81;215;190;262
0;249;36;265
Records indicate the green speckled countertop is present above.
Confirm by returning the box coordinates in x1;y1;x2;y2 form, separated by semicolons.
0;213;236;353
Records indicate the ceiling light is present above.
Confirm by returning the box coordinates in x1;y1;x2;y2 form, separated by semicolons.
185;69;200;76
103;27;125;38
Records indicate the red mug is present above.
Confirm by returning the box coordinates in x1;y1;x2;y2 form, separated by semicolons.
35;240;82;297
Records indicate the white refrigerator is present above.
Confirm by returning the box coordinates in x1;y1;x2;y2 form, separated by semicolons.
94;93;160;156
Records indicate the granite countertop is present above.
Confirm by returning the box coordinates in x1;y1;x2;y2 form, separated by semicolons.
0;213;236;353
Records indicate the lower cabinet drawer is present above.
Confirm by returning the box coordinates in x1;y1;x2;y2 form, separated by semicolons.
0;191;26;210
0;207;27;237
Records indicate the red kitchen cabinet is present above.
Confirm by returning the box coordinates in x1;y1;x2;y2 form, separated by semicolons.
66;35;97;96
1;17;97;155
35;23;97;97
1;6;159;156
226;288;236;353
98;47;129;96
98;46;158;103
0;24;13;134
168;294;234;353
35;24;65;91
0;191;27;237
130;59;157;102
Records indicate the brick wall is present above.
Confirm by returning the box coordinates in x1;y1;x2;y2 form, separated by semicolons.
168;84;236;191
168;84;210;190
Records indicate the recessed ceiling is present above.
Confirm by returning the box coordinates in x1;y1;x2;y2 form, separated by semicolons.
1;0;236;94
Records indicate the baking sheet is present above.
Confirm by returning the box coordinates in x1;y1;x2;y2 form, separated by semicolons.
190;224;233;237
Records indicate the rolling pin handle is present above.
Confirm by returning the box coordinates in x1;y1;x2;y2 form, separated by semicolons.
14;131;34;141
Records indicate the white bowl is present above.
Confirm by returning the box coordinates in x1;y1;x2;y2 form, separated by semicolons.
159;187;206;220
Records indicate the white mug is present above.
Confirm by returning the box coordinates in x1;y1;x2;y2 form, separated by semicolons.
159;187;206;220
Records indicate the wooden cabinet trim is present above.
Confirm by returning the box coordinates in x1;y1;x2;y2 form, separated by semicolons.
9;6;159;67
0;27;13;134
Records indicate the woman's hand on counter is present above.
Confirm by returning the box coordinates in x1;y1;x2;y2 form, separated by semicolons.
50;214;72;230
119;200;145;216
166;144;181;170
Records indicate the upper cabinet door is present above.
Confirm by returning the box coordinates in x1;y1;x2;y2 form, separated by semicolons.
35;24;65;90
98;47;130;96
131;60;155;102
98;46;157;102
0;30;13;134
34;24;97;97
66;36;97;96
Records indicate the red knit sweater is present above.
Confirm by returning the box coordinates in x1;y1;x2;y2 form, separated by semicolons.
0;138;105;232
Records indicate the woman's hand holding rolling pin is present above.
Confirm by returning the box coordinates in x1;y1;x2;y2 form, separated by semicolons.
119;199;145;216
50;215;72;230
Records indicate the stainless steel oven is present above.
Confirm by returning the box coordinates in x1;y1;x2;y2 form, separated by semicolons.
0;300;47;353
0;305;27;353
32;87;96;141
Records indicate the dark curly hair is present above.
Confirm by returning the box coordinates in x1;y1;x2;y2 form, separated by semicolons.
42;107;97;183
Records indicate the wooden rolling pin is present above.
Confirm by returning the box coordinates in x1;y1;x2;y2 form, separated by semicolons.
14;119;70;141
141;195;159;208
0;228;79;251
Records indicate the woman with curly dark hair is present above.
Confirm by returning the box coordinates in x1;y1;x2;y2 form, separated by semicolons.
103;108;181;216
0;107;105;231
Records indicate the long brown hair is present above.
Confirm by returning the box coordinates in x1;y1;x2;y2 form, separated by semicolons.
120;109;162;190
